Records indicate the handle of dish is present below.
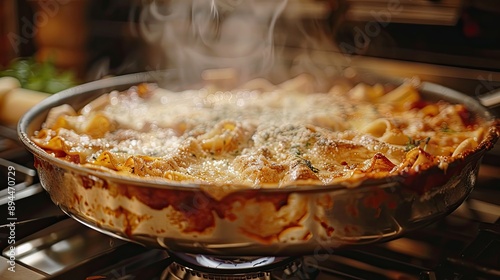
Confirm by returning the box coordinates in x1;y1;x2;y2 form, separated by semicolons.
478;89;500;108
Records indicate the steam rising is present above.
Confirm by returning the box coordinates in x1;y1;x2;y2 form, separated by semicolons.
134;0;342;88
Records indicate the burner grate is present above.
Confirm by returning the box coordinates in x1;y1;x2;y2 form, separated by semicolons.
303;207;500;280
161;253;312;280
0;126;40;206
431;223;500;280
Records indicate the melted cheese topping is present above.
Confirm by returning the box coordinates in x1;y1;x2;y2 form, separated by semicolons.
32;81;496;187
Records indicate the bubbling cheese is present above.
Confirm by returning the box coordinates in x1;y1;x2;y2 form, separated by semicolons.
32;81;498;188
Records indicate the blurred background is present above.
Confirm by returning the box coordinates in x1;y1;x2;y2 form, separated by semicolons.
2;1;500;79
1;0;500;124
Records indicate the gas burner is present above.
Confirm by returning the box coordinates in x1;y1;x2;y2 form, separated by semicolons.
163;252;316;280
195;255;278;269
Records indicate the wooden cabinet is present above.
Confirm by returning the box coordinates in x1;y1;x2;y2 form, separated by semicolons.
30;0;89;76
0;0;18;66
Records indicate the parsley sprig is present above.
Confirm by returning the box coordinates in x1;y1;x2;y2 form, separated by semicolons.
0;58;78;94
405;137;431;151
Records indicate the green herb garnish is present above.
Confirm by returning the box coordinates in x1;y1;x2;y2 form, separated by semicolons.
405;137;420;151
0;57;78;94
304;159;319;173
405;137;431;151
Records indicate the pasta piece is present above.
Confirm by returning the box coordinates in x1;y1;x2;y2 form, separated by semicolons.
84;114;116;138
419;104;440;117
431;105;470;132
362;118;389;138
472;127;486;143
362;119;408;145
51;113;115;138
411;150;436;172
349;83;384;102
309;114;348;131
199;121;255;154
452;138;478;157
381;131;409;146
237;78;277;92
94;151;125;171
328;82;352;95
277;73;315;93
363;153;396;173
44;104;76;128
163;170;198;181
233;153;286;185
80;94;110;115
282;159;320;184
376;82;420;109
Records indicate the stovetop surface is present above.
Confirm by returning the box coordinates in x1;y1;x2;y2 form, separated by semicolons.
1;121;500;280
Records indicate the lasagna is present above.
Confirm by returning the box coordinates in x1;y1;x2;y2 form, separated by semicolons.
32;77;499;188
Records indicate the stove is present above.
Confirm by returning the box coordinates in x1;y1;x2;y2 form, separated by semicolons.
3;0;500;277
1;106;500;280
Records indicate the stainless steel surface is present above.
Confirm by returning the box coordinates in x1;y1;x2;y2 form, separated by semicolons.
2;219;126;275
0;257;44;280
0;158;38;205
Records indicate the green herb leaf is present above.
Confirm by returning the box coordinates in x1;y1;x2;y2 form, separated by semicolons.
0;58;78;94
